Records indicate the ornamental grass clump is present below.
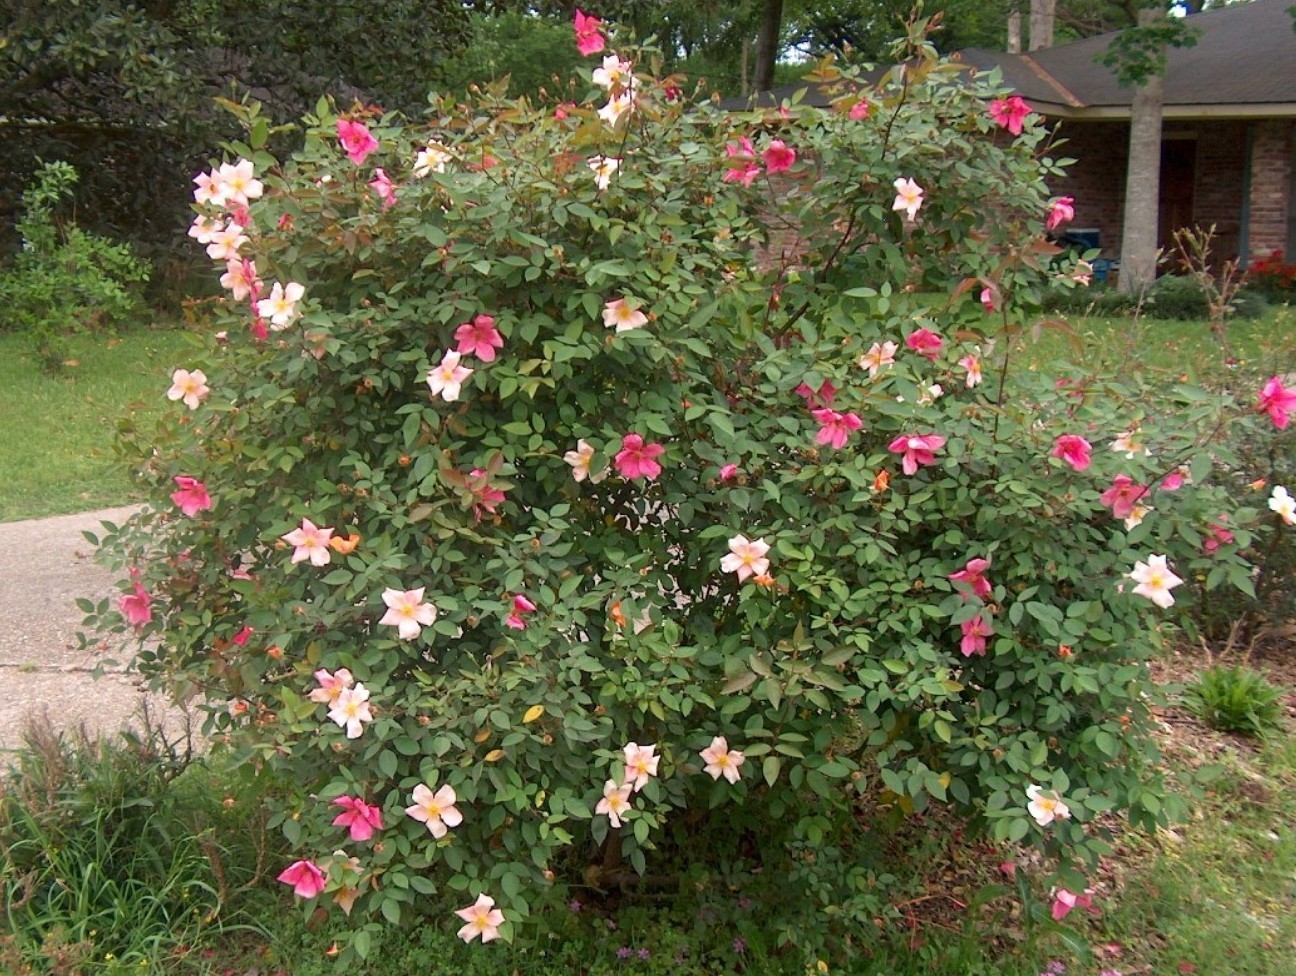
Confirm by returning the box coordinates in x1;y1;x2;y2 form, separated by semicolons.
84;10;1293;966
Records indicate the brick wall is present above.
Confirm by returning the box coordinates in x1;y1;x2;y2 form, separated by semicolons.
1192;121;1248;262
1048;119;1254;265
1047;121;1128;259
1248;119;1294;262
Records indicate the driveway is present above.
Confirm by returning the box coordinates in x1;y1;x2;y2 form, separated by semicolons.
0;506;192;753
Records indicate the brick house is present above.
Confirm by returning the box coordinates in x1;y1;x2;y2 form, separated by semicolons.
958;0;1296;267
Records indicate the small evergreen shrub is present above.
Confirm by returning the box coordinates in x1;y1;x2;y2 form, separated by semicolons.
0;161;150;371
1247;251;1296;303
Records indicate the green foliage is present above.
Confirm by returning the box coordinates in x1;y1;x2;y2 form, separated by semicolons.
1246;251;1296;303
1183;665;1284;736
0;716;275;975
85;20;1290;969
0;162;149;372
439;12;586;99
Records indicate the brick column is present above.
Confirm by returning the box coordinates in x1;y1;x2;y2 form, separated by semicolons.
1248;120;1294;262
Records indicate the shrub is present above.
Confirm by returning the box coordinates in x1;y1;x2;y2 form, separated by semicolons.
1246;251;1296;304
83;14;1293;968
1183;665;1284;736
0;161;150;371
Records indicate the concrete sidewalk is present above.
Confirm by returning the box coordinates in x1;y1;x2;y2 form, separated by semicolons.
0;506;190;753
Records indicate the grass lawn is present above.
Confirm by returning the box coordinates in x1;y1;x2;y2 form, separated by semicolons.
1017;308;1295;376
0;328;197;522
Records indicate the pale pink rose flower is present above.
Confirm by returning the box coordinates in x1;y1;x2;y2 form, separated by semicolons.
596;779;633;828
1259;376;1296;430
564;439;608;484
905;327;943;360
1123;504;1153;531
858;340;897;377
1128;554;1183;609
219;257;261;302
427;350;473;401
892;177;924;220
987;94;1032;135
1051;434;1092;472
1046;196;1076;231
592;54;634;90
959;354;983;388
700;736;745;784
720;534;770;582
118;582;153;628
811;408;862;449
455;314;505;361
623;742;660;792
188;214;222;244
588;154;620;190
277;859;326;899
1110;428;1151;459
337;119;379;165
959;613;994;657
456;893;506;943
719;463;740;481
167;368;210;410
887;433;946;476
170;476;212;517
308;667;354;705
1051;887;1095;921
598;93;635;127
413;142;453;177
1026;784;1071;826
848;99;870;120
332;795;384;842
614;434;665;480
369;167;397;209
980;287;997;313
216;159;264;206
379;587;437;640
256;281;305;330
328;684;373;739
949;557;992;601
406;783;463;838
602;298;648;333
762;139;796;174
1269;485;1296;525
282;518;334;567
574;8;605;56
205;221;249;261
193;169;223;206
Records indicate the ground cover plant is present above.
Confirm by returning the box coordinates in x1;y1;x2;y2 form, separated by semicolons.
82;9;1296;973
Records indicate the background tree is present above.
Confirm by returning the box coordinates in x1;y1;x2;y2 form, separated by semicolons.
0;0;472;275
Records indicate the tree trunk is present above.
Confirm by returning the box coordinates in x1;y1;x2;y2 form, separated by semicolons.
1007;10;1023;53
1028;0;1056;51
753;0;784;93
1116;12;1166;295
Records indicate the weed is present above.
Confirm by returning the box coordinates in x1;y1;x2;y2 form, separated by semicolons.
1182;666;1284;736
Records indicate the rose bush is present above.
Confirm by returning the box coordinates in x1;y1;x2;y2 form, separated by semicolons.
84;12;1291;965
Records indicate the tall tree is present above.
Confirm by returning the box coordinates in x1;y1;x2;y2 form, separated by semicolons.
1097;1;1199;293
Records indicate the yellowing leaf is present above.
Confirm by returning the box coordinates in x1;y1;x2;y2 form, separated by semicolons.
485;749;506;762
474;728;491;743
523;705;545;724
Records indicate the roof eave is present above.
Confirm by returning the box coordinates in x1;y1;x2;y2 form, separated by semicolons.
1037;103;1296;121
